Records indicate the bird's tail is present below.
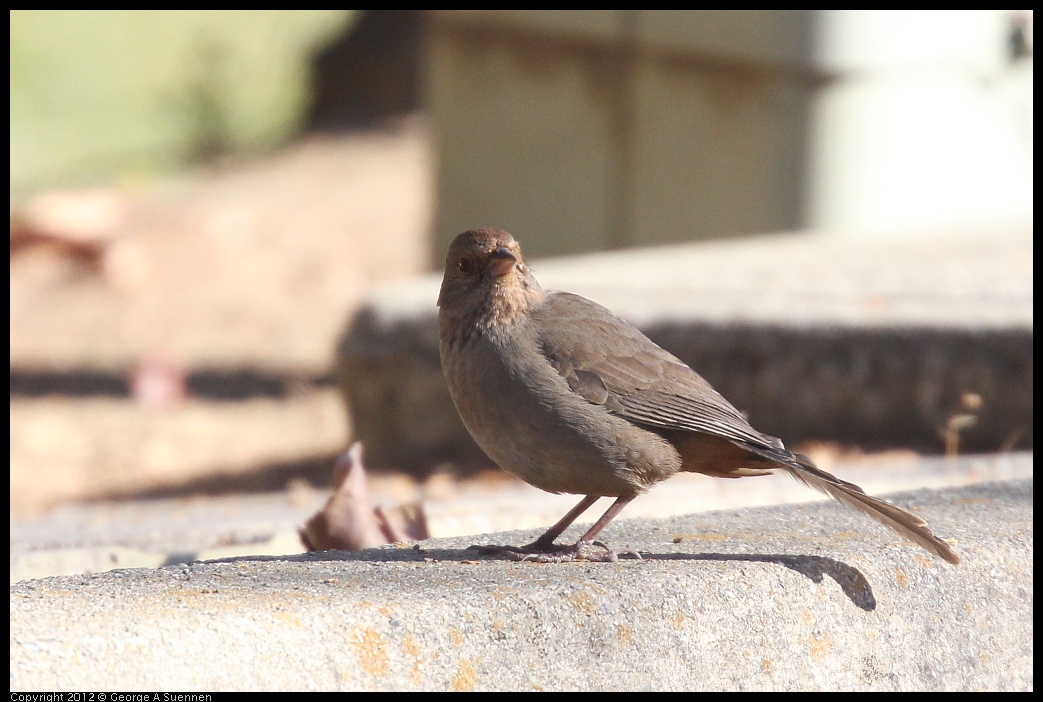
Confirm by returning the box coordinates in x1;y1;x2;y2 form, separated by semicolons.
784;453;960;564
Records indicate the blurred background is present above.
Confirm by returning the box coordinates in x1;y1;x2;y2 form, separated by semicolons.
9;11;1033;573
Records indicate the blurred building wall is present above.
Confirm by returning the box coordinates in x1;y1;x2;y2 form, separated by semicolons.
427;11;1032;261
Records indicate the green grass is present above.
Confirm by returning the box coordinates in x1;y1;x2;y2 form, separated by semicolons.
10;10;354;192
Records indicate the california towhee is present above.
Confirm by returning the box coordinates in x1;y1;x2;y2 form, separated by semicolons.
438;228;959;564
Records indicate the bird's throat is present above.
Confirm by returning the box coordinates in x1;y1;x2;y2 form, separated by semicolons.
483;276;542;330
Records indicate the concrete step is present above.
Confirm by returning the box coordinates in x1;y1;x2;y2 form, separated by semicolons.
334;228;1032;469
10;477;1032;691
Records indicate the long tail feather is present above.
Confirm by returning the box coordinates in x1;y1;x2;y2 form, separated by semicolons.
784;453;960;564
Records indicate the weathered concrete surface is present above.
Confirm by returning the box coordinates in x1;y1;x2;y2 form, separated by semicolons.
10;478;1032;691
334;229;1033;470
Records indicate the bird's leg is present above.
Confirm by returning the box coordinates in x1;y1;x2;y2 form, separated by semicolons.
470;495;641;562
469;495;597;558
528;494;601;548
546;495;641;562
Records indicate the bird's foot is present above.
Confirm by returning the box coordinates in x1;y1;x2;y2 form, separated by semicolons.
468;539;641;563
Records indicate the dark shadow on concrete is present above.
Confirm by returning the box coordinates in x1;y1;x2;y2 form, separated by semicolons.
10;367;129;397
645;322;1034;454
200;546;876;611
642;551;877;611
9;367;333;400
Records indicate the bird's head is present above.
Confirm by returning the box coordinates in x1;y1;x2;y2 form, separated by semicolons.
437;229;543;328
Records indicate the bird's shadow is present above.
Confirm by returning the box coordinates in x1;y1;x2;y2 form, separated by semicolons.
642;551;877;611
198;545;877;612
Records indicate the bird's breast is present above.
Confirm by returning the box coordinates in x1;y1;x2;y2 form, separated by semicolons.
440;326;680;497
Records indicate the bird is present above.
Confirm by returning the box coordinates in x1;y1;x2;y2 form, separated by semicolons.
437;228;959;564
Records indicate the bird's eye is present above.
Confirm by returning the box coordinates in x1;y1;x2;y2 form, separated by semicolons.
457;256;476;275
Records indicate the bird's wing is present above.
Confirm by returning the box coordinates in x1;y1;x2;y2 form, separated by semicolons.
534;292;787;455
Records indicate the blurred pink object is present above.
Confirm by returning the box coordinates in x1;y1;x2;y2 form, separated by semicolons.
129;351;188;409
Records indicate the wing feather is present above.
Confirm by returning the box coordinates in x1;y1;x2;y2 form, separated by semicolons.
534;292;783;454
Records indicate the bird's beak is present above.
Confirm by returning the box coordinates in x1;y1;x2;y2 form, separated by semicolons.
488;247;518;277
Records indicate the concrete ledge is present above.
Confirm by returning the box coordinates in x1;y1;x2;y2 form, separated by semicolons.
10;478;1032;691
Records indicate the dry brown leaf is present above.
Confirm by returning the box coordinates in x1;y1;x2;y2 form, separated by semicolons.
300;441;429;551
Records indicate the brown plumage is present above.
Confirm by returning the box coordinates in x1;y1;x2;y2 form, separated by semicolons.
438;228;959;564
